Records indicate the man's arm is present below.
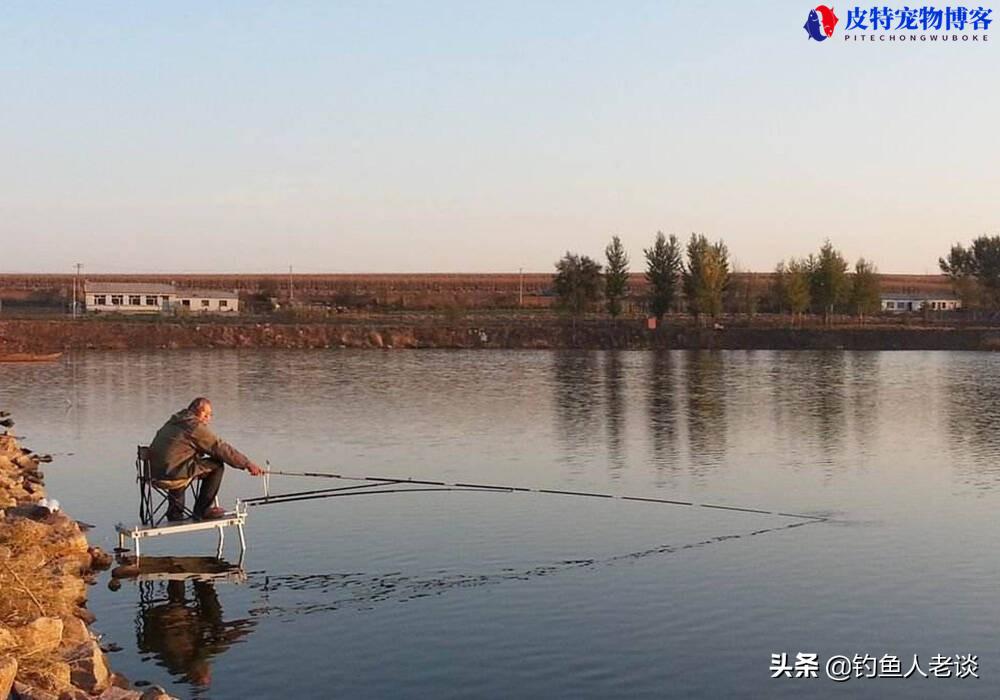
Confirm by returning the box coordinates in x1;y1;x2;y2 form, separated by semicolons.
191;424;263;475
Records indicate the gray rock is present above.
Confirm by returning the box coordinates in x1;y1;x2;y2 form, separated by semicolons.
65;640;110;693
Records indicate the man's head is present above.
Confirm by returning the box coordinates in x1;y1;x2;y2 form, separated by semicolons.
187;397;213;424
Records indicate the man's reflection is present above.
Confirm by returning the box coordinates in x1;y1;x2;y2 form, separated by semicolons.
137;578;255;689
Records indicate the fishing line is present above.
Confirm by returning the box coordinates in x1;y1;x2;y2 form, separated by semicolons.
246;469;827;522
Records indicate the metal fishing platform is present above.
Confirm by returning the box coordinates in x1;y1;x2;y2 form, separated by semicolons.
116;501;248;561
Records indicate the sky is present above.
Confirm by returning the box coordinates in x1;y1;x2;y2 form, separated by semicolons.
1;1;998;274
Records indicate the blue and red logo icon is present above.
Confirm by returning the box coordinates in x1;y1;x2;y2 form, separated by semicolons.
804;5;840;40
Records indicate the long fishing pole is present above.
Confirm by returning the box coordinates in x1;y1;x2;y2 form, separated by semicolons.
246;469;827;522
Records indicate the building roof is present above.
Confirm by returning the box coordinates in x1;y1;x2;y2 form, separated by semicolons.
84;282;176;295
175;288;240;299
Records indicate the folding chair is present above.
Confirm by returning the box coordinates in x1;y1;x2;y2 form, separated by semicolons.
136;445;207;526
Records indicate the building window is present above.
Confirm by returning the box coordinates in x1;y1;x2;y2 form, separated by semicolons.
182;300;191;307
146;296;157;306
129;295;141;305
220;300;228;308
201;299;210;308
161;296;170;304
94;295;107;305
111;295;123;306
885;301;895;309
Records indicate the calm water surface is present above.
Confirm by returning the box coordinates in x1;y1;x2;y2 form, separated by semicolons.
2;349;999;699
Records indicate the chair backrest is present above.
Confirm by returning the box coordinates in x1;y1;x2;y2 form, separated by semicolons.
136;445;155;526
136;445;151;479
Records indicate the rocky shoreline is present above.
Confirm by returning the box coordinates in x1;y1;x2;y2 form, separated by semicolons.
0;415;174;700
3;317;1000;352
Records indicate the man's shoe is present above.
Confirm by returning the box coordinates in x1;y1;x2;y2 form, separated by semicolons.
194;506;227;521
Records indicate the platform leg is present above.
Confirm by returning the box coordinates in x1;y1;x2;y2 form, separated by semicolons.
216;527;225;559
237;523;246;558
134;537;140;562
117;532;125;551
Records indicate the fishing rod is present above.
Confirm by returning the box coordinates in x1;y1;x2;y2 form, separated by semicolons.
245;468;827;522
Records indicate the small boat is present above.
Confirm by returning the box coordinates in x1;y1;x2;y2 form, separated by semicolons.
0;352;63;363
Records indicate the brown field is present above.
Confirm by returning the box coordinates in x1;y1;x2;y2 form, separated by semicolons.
0;272;955;310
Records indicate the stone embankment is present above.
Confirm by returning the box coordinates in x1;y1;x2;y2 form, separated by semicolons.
4;317;1000;352
0;414;173;700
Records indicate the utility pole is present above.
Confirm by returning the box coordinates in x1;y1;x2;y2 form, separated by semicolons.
72;263;83;318
518;268;524;308
289;265;294;304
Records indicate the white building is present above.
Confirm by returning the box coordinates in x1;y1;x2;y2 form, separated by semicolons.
84;282;240;314
173;289;240;314
84;282;176;314
881;294;961;313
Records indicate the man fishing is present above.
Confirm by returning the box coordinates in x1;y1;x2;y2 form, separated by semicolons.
148;397;264;521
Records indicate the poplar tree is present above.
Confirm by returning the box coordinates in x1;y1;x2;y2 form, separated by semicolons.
808;240;849;323
850;258;881;321
643;232;682;320
683;234;730;320
604;235;630;318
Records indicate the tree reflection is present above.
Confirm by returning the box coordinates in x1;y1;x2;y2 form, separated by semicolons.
646;351;679;470
768;352;847;466
552;351;600;469
603;351;626;475
847;353;880;457
684;351;728;473
945;357;1000;490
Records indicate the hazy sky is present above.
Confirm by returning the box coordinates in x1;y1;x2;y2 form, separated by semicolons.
2;2;997;274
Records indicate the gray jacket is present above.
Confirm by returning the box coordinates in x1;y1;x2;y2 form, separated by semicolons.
148;410;255;481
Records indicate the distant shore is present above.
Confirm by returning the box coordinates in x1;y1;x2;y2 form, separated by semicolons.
3;315;1000;352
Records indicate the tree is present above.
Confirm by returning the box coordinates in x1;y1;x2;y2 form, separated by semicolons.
643;232;682;320
850;258;880;321
939;242;979;310
786;258;811;319
553;252;603;315
772;258;810;322
808;240;849;323
683;234;730;320
604;235;630;318
939;236;1000;310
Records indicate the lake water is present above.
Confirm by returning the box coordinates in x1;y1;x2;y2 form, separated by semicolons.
2;349;999;699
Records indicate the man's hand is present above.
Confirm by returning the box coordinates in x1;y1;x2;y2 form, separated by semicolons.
247;463;264;477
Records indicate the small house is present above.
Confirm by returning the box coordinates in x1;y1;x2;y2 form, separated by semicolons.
881;294;961;313
173;289;240;314
84;283;176;314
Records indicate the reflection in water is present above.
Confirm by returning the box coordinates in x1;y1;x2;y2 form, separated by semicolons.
768;353;848;470
646;352;679;473
553;351;600;468
685;352;728;474
946;357;1000;490
847;353;880;458
810;353;847;455
603;352;626;475
246;517;823;619
132;561;255;693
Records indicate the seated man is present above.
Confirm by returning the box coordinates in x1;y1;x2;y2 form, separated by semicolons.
148;397;263;521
